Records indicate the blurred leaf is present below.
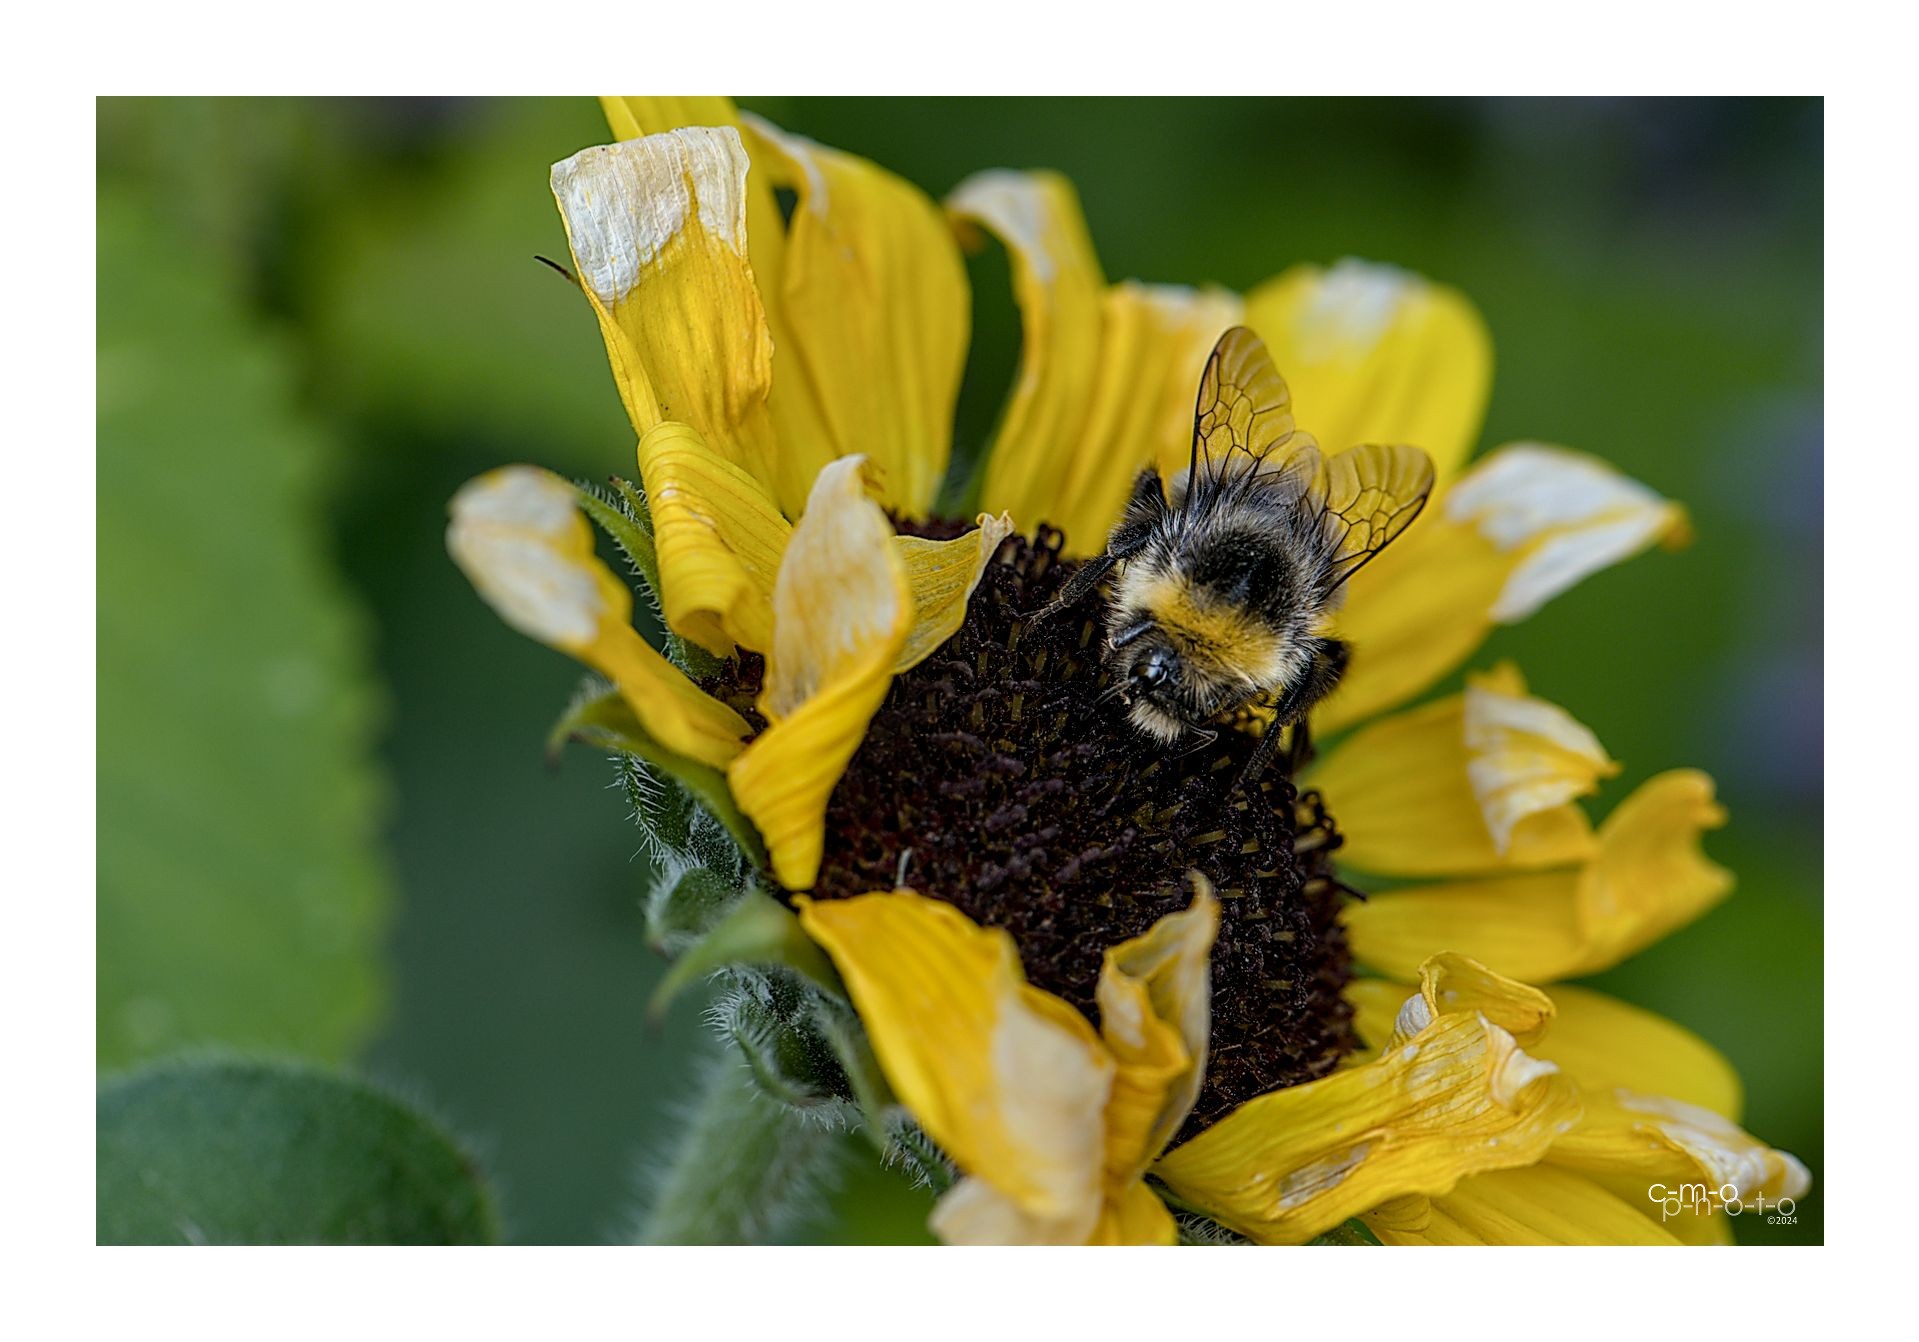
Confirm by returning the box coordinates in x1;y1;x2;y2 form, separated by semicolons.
97;185;392;1067
305;98;633;472
97;1058;499;1244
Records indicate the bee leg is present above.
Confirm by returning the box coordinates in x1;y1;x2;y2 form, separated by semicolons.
1028;550;1116;621
1237;638;1351;791
1030;471;1161;619
1235;716;1287;792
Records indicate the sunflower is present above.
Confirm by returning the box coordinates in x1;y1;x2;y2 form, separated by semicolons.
447;95;1808;1246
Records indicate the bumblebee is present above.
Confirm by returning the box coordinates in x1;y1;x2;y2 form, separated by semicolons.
1039;326;1435;785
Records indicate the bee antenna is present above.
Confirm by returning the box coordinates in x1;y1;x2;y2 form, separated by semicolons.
534;254;580;288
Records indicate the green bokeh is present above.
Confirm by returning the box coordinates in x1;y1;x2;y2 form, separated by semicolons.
97;96;1822;1244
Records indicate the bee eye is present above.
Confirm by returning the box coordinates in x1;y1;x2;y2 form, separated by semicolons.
1130;649;1175;691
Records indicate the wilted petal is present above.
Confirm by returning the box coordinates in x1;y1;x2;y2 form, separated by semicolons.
797;890;1113;1241
1363;1165;1683;1245
948;170;1106;533
1311;663;1610;878
1323;445;1689;733
551;128;784;500
728;457;908;888
1095;886;1219;1182
1344;770;1733;984
637;421;790;656
1155;1008;1579;1244
446;466;748;767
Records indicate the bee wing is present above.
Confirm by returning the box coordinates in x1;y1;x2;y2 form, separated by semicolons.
1313;443;1437;588
1190;326;1315;481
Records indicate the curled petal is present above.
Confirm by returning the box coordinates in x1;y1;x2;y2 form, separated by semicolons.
446;466;747;767
1322;445;1689;733
637;421;790;656
893;512;1014;673
1351;973;1744;1123
797;891;1113;1241
1245;258;1492;482
1575;768;1732;972
551;128;783;501
1550;1089;1810;1209
948;170;1106;533
1464;663;1618;853
1395;953;1556;1048
728;457;908;888
1344;770;1731;983
1447;443;1694;622
1155;1009;1579;1244
1095;885;1219;1182
1310;663;1611;878
1363;1165;1683;1245
743;115;971;518
1345;770;1732;984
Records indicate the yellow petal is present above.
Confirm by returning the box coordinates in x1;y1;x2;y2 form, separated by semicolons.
893;512;1014;673
1244;259;1491;482
1065;282;1241;553
446;466;748;768
728;457;908;888
1344;770;1730;982
1464;663;1619;852
551;128;784;502
1309;663;1611;878
927;1173;1177;1246
798;891;1112;1240
1321;445;1689;733
597;96;788;326
1549;1089;1810;1209
1095;887;1219;1182
1315;514;1508;733
1155;1009;1579;1244
637;421;790;656
1390;953;1556;1048
1446;443;1695;623
741;115;971;518
1344;866;1583;985
948;170;1106;532
1575;768;1732;973
1090;1179;1180;1246
1538;983;1744;1121
1353;969;1745;1121
1364;1165;1683;1245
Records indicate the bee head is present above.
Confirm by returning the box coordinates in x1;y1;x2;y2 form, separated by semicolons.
1104;619;1240;745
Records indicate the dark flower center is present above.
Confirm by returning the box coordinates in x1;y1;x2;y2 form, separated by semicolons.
716;527;1358;1134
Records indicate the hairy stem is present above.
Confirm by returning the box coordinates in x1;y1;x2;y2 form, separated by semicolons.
635;1056;844;1245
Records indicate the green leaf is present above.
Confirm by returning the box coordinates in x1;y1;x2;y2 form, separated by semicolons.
649;889;844;1023
97;185;392;1069
97;1058;500;1244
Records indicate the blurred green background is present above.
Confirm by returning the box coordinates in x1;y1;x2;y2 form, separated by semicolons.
97;97;1822;1244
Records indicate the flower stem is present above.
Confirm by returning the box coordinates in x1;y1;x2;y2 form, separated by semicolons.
635;1055;844;1245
